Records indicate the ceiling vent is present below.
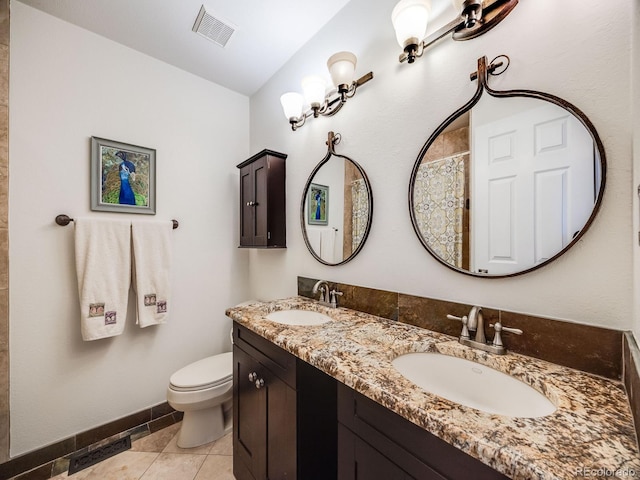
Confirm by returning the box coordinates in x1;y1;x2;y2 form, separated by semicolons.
192;5;236;48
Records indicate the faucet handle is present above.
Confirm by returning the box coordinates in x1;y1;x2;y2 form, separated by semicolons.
318;286;326;302
446;314;470;339
489;321;523;348
329;289;343;307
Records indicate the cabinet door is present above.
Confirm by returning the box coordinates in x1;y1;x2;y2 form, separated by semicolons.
239;157;268;247
339;425;412;480
240;164;256;247
233;345;267;480
266;371;297;480
233;344;297;480
252;157;269;246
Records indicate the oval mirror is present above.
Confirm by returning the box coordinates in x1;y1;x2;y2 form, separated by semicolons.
302;132;373;265
409;56;606;277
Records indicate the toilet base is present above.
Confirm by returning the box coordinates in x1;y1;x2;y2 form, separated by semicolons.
176;403;232;449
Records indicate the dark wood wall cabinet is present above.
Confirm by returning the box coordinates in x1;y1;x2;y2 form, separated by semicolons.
237;149;287;248
232;323;336;480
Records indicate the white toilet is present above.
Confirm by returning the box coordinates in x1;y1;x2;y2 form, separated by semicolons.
166;348;233;448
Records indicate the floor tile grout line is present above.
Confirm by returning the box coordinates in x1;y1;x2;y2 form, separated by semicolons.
134;451;161;480
192;454;207;480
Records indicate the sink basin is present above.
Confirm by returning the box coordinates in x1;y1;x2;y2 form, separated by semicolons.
392;353;556;418
265;309;332;326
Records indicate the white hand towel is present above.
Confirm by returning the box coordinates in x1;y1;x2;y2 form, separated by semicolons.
320;227;336;262
74;218;132;341
306;228;321;254
132;220;173;328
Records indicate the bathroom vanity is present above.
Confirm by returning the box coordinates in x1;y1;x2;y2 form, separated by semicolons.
227;297;640;480
232;323;336;480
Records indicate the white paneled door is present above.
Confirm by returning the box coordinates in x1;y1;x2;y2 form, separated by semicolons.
472;100;595;275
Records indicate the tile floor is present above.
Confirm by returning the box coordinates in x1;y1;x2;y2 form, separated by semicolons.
51;423;235;480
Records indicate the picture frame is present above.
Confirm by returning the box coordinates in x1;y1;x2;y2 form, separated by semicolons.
90;136;156;214
307;183;328;225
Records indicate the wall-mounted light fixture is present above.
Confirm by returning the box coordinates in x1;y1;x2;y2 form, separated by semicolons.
280;51;373;131
392;0;518;63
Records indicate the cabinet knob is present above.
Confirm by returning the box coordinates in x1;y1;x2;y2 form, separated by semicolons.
255;378;265;389
248;372;258;382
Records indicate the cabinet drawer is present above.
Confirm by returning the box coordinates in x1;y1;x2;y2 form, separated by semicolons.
234;323;296;388
338;384;508;480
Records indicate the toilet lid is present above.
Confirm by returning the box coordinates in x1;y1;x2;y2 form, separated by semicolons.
169;352;233;391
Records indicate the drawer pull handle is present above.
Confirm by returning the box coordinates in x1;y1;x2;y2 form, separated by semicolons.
255;378;265;389
248;372;258;382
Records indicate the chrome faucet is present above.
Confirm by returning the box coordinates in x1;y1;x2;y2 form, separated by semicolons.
447;306;523;355
312;280;343;308
467;306;486;345
312;280;329;303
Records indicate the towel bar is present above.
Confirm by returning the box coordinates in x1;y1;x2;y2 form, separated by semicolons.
55;214;179;229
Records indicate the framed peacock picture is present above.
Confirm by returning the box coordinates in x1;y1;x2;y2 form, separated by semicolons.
90;137;156;214
307;183;328;225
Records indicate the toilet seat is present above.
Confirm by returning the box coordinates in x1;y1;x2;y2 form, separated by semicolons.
169;352;232;392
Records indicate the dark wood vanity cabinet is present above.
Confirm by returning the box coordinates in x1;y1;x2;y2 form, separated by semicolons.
237;149;287;248
233;322;507;480
337;384;508;480
232;323;336;480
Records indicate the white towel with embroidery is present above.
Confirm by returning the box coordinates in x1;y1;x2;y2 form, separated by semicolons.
74;218;131;341
131;220;173;327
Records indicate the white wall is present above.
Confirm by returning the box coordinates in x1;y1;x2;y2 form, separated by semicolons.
249;0;633;329
9;3;250;456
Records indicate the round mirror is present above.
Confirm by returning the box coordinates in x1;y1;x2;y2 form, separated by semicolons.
301;133;373;265
409;62;605;277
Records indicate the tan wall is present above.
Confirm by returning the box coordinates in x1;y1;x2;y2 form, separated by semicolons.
0;0;8;463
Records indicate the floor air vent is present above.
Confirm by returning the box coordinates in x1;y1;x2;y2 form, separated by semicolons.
192;5;236;48
68;435;131;475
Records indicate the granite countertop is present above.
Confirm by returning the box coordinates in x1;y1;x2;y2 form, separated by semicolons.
226;296;640;480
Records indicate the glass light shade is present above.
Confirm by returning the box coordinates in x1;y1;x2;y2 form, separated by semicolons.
327;51;357;88
451;0;465;11
302;75;327;108
391;0;432;48
280;92;304;120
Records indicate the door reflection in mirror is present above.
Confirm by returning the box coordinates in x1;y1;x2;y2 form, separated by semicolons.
412;94;603;277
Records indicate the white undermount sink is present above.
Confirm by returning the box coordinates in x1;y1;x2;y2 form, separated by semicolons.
265;309;332;326
392;352;556;418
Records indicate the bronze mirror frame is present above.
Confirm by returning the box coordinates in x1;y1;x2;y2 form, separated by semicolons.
301;131;374;266
408;55;606;278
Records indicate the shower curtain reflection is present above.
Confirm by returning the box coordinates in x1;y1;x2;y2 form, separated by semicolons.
413;153;468;269
351;178;368;253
